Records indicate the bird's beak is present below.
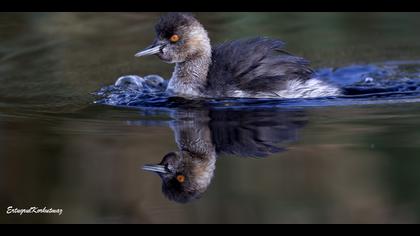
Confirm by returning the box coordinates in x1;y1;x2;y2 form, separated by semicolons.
142;164;168;174
135;42;163;57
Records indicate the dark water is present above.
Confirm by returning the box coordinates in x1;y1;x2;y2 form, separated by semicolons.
2;12;420;223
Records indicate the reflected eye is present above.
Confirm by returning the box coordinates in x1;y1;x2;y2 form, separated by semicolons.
176;175;185;183
170;34;180;43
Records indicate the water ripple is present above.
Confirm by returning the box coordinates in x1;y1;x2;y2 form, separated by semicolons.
94;60;420;110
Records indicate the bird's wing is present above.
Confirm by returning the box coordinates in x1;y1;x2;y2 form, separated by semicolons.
208;37;314;96
209;108;307;158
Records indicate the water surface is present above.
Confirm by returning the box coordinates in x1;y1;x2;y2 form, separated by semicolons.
2;12;420;223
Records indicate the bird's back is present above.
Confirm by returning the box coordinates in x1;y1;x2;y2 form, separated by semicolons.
206;37;314;98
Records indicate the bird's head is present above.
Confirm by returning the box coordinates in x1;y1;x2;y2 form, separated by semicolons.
135;12;210;63
143;150;215;203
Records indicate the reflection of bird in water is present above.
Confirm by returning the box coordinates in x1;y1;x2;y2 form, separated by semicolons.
143;108;307;203
118;12;341;98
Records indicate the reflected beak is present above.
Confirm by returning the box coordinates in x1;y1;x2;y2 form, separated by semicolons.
142;164;168;174
135;43;163;57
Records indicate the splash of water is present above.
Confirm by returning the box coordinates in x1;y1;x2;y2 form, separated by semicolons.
93;60;420;109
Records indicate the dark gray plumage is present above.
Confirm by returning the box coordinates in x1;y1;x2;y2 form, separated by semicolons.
207;37;314;97
210;108;307;157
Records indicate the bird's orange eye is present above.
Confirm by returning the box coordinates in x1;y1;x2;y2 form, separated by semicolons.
176;175;185;183
170;34;180;43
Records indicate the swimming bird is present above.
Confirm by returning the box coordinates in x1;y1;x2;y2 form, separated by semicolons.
135;12;341;99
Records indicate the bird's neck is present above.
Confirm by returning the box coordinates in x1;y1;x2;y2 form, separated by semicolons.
170;110;217;189
167;51;211;97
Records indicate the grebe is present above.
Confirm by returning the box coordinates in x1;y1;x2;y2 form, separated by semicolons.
134;12;341;99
